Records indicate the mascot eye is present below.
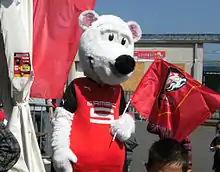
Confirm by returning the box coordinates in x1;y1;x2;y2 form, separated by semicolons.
121;38;126;45
108;34;114;41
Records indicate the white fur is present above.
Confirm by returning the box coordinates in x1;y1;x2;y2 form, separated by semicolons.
51;107;77;172
78;10;142;85
3;119;8;126
110;112;135;141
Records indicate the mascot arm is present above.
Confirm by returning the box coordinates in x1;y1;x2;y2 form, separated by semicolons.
119;90;139;151
147;122;172;138
51;82;78;172
110;88;135;142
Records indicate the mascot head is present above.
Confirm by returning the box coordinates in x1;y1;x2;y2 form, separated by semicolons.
78;10;142;85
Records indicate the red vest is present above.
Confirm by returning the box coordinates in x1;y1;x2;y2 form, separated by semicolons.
69;78;125;172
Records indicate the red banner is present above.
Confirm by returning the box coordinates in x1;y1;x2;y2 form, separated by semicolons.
31;0;96;98
134;50;166;60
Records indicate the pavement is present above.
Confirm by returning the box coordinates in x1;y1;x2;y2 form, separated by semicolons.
44;120;217;172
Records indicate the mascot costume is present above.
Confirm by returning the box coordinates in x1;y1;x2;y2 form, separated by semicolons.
51;10;142;172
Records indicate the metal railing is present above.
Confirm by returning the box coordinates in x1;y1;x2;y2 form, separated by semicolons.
29;103;53;159
124;90;220;121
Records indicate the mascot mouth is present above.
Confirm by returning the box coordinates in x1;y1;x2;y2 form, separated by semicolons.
88;56;95;70
109;63;123;77
88;55;135;77
114;55;135;75
109;55;135;77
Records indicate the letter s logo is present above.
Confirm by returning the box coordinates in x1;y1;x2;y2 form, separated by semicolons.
90;107;114;124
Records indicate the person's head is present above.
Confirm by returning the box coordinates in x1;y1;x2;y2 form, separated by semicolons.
145;138;188;172
216;121;220;135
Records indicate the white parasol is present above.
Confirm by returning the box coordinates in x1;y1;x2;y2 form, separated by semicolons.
0;0;45;171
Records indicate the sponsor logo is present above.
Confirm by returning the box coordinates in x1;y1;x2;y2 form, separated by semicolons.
87;101;116;124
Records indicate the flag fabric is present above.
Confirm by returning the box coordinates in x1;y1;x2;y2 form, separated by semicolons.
131;59;220;141
31;0;96;99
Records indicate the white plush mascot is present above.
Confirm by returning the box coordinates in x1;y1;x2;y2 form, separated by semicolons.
51;10;142;172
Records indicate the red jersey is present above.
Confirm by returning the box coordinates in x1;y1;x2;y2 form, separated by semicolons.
69;78;125;172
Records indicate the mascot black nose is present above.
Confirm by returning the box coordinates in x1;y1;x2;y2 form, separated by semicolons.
114;55;135;75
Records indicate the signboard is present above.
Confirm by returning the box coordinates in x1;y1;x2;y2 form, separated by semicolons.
14;52;31;77
134;50;166;61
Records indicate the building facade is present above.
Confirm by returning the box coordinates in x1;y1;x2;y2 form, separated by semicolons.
69;34;220;91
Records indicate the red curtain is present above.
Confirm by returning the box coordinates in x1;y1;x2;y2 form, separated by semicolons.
31;0;96;98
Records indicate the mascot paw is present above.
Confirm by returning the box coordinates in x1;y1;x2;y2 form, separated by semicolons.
53;148;77;172
110;112;135;142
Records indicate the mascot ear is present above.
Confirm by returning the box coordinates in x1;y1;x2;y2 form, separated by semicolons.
79;10;99;30
127;21;142;42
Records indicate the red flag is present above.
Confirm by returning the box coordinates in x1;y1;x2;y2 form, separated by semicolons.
31;0;96;99
131;59;220;141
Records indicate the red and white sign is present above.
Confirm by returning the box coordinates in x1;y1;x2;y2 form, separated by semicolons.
14;52;31;78
134;51;166;61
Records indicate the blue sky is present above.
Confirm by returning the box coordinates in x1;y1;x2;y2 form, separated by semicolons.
95;0;220;60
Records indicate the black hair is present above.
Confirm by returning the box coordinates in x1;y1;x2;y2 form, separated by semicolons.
216;121;220;133
146;138;188;172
